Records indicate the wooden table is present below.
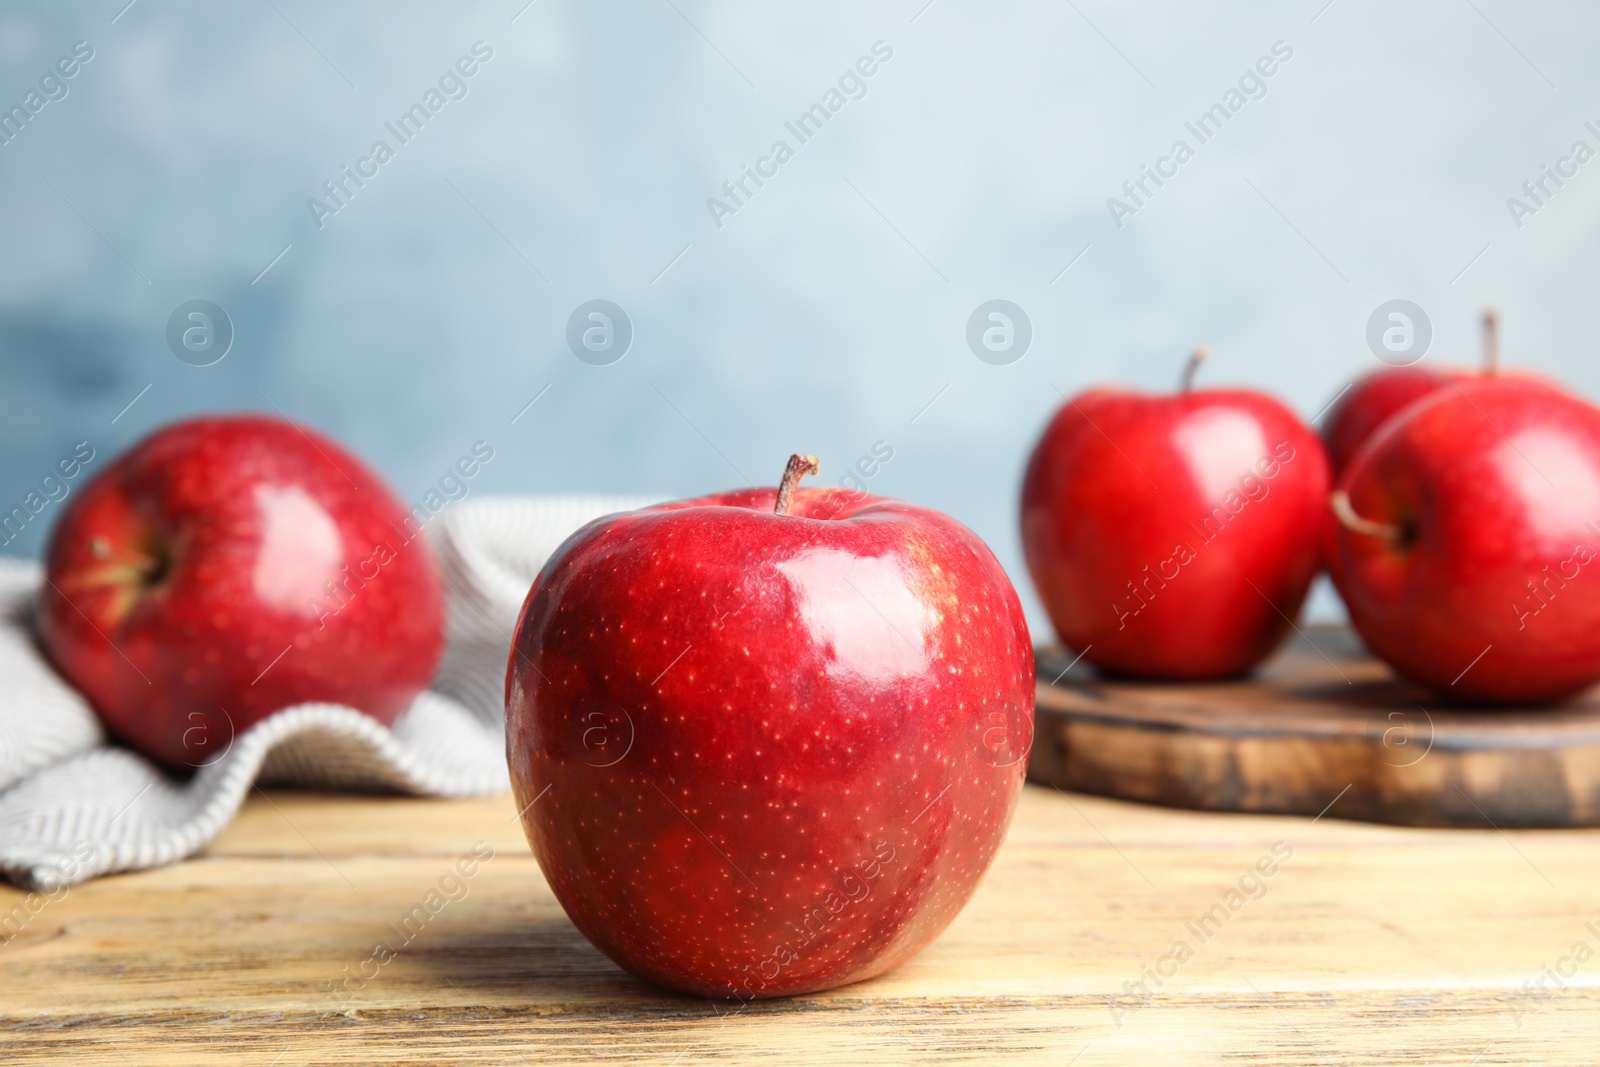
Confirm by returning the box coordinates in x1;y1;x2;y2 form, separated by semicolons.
4;783;1596;1064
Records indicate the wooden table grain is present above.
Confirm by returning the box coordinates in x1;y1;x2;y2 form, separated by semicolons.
3;783;1596;1065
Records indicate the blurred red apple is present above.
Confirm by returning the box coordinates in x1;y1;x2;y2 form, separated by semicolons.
1322;363;1471;481
1321;311;1552;480
505;455;1033;999
1021;348;1329;679
1327;380;1600;704
39;414;444;767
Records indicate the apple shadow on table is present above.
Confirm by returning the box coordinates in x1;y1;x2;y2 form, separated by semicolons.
409;913;880;1019
403;919;716;1014
404;912;639;995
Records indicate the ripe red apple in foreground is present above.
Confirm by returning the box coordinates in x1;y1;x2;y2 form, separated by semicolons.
1327;380;1600;704
1021;348;1329;679
39;414;444;767
505;455;1033;999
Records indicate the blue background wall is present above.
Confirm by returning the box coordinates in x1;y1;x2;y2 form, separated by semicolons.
3;0;1598;632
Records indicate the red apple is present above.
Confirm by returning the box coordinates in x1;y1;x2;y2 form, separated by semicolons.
1322;363;1471;481
1020;348;1329;679
39;414;444;767
1327;380;1600;704
1321;311;1552;480
505;455;1033;999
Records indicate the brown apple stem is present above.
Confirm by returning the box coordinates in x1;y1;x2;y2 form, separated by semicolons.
1329;490;1404;543
1482;308;1499;376
85;536;164;580
774;453;820;516
1179;344;1212;393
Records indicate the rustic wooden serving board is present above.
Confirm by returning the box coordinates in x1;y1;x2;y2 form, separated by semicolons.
1031;626;1600;828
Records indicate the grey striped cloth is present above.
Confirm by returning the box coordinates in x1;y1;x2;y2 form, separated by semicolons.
0;495;651;889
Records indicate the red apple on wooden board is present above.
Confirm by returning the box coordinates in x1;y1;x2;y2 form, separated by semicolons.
1321;311;1552;480
1020;348;1329;679
505;455;1033;999
1327;380;1600;704
39;414;445;768
1322;364;1471;482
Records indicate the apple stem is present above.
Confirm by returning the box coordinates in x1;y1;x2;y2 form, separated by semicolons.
774;453;820;516
1329;490;1405;543
1180;345;1211;393
1482;308;1499;376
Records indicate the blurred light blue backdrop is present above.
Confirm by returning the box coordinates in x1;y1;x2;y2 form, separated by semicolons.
3;0;1598;633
